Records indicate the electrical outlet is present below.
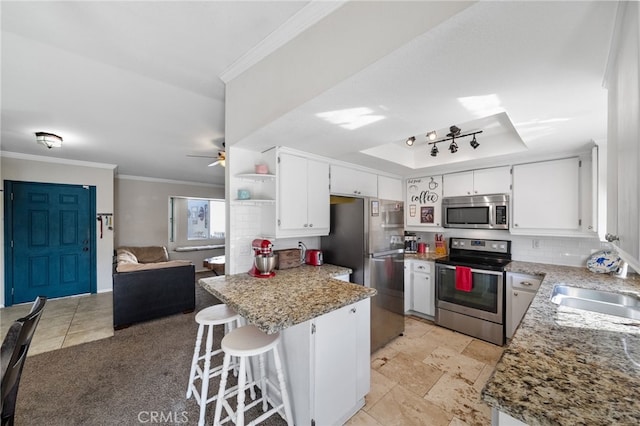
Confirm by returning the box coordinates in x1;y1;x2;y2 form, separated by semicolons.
532;239;541;249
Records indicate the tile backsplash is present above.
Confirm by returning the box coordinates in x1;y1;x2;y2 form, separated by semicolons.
414;230;610;267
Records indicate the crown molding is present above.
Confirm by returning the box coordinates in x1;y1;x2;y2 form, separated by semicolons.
0;151;117;169
116;174;224;188
219;0;347;83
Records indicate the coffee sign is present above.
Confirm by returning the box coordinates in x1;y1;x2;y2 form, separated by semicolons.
406;175;442;227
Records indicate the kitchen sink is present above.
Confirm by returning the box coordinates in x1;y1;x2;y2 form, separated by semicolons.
550;284;640;320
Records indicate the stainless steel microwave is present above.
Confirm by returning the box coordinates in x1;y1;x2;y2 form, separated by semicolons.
442;194;509;229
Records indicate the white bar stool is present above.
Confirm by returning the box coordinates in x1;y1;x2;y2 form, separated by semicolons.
186;304;256;426
213;325;294;426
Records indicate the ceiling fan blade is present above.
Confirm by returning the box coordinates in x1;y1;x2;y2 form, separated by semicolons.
187;154;216;159
208;160;221;167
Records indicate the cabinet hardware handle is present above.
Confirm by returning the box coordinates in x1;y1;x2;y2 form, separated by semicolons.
303;224;308;227
514;224;518;227
350;308;357;313
309;223;313;227
605;233;619;242
474;190;477;194
521;281;533;286
514;292;518;296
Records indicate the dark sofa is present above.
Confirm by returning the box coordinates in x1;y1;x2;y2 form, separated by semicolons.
112;246;195;329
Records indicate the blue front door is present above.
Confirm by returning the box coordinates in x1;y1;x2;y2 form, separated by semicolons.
5;181;96;305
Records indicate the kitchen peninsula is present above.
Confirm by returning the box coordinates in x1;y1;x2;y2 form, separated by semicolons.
483;262;640;425
199;264;376;425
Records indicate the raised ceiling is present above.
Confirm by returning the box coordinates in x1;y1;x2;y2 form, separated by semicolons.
1;1;618;185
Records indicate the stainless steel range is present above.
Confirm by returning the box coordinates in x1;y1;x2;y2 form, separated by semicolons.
435;238;511;346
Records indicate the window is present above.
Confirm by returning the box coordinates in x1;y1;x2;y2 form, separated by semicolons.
170;197;225;244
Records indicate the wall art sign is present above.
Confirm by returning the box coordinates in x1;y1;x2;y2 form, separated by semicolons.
406;176;442;227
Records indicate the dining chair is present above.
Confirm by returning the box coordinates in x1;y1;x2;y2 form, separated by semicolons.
1;296;47;426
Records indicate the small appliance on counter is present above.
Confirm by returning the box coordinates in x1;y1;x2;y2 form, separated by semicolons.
249;238;276;278
305;249;324;266
404;232;417;253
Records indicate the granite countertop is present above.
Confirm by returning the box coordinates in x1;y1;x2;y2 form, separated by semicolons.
482;261;640;425
404;253;446;261
199;263;376;334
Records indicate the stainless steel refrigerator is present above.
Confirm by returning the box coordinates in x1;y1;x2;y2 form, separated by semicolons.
321;196;405;353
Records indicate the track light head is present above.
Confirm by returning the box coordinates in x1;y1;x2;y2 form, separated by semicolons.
449;141;458;153
406;136;415;146
430;144;439;157
427;131;437;141
470;134;480;149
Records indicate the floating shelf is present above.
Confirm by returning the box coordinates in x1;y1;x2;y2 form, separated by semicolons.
236;173;276;181
232;199;276;205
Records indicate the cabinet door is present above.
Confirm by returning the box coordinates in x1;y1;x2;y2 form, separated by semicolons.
507;289;535;339
278;153;310;230
443;171;473;197
306;159;329;230
412;271;433;316
313;304;357;426
378;176;402;201
473;166;511;195
512;157;580;230
404;260;412;312
331;165;377;197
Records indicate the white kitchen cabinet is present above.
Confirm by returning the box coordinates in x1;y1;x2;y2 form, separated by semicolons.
404;260;412;313
274;151;330;237
443;166;511;197
506;272;542;339
512;157;581;232
410;260;435;317
378;175;403;201
330;165;378;197
277;299;369;425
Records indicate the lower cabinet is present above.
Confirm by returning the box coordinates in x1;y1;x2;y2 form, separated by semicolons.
405;260;435;317
273;298;370;425
506;273;543;339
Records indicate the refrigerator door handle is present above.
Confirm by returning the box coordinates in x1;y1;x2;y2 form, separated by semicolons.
371;248;404;257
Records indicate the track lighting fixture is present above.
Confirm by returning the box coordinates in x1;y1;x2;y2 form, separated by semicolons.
406;136;415;146
449;140;458;153
430;144;439;157
427;131;437;141
470;134;480;149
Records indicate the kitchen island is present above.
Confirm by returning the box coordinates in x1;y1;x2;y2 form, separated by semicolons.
199;264;377;425
482;261;640;425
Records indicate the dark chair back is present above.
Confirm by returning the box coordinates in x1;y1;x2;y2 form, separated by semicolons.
1;296;47;426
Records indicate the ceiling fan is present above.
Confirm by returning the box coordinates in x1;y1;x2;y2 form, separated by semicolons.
187;141;226;167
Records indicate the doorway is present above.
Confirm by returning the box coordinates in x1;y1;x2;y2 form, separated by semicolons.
4;181;96;306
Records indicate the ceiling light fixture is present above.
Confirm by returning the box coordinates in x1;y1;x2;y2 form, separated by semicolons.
427;131;437;141
425;125;483;159
470;134;480;149
35;132;63;149
406;136;416;146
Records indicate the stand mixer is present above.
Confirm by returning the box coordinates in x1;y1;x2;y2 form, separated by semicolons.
249;238;276;278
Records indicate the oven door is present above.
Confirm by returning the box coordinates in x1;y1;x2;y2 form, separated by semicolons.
435;264;504;324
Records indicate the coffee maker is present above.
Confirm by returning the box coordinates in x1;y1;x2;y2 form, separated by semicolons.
249;238;276;278
404;232;417;253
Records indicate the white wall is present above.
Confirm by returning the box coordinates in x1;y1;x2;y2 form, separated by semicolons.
1;153;116;305
115;176;224;269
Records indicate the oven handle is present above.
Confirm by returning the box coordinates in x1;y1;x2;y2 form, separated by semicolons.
436;264;504;276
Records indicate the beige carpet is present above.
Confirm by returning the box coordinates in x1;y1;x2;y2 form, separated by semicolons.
15;281;287;426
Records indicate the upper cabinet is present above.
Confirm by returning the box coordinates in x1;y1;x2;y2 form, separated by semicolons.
378;176;403;201
512;157;581;233
406;175;443;229
330;165;377;197
443;166;511;197
259;148;330;238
